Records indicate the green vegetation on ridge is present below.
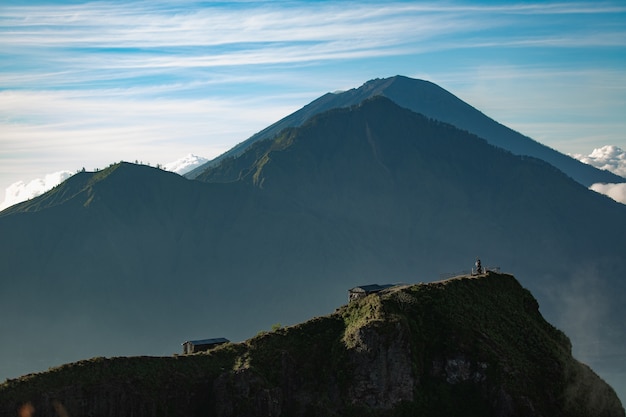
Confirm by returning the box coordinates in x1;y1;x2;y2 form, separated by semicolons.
1;272;622;417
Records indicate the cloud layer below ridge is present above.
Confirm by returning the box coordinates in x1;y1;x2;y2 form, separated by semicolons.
0;171;74;212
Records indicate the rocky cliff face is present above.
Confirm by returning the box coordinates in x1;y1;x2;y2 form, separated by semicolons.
1;272;623;417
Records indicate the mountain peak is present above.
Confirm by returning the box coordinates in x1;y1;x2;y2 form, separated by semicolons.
360;74;436;90
187;76;623;186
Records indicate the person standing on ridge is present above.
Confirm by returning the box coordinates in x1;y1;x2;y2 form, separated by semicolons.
475;258;482;274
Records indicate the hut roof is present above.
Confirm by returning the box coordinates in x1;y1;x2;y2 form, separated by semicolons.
350;284;395;293
182;337;229;346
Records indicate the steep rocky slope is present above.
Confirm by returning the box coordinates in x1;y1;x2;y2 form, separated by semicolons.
1;273;622;417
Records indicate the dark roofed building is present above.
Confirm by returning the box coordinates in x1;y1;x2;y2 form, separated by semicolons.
182;337;229;354
348;284;395;302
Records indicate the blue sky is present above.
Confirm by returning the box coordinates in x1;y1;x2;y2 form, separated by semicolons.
1;0;626;205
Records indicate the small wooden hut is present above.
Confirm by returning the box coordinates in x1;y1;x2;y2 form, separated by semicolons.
182;337;229;354
348;284;395;302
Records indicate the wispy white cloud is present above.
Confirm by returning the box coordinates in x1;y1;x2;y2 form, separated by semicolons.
0;88;299;165
2;1;623;89
0;88;297;135
3;1;624;99
0;6;459;86
0;3;457;48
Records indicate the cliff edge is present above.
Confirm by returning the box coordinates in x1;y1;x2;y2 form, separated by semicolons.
0;272;623;417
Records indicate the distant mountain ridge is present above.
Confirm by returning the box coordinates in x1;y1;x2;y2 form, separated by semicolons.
187;76;623;186
1;94;625;402
0;155;208;212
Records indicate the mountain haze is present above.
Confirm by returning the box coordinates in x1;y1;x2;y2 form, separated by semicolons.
187;76;623;187
1;94;625;400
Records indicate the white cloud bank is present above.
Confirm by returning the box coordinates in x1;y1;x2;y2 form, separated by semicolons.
0;171;75;212
572;145;626;178
571;145;626;205
589;183;626;205
164;154;208;176
0;155;210;212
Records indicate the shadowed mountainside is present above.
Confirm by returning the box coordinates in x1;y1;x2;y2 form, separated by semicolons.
1;96;625;401
0;273;623;417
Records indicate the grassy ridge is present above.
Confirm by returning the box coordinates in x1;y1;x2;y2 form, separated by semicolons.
0;272;622;417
